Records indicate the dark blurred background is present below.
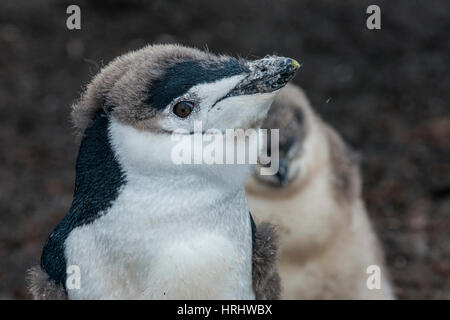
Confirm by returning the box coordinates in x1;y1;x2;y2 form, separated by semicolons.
0;0;449;299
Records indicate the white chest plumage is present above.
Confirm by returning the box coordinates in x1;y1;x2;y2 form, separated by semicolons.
64;119;255;299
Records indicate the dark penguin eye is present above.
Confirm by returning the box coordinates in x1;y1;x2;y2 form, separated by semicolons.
173;101;194;118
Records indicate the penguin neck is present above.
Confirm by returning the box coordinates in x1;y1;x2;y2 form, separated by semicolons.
40;111;127;287
108;117;254;206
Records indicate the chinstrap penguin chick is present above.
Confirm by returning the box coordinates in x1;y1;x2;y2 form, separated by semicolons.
27;44;299;299
246;83;394;299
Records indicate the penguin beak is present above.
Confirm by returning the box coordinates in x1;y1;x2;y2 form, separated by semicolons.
276;157;290;186
226;56;300;97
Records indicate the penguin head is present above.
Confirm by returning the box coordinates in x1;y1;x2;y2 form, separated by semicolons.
72;44;299;134
71;44;299;181
250;83;309;188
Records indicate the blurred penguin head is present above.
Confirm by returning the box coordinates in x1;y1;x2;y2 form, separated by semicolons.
252;83;311;188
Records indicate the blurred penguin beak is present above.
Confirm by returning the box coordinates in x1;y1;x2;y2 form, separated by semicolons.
276;157;290;186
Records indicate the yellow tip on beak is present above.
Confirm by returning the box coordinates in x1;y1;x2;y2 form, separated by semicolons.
292;59;300;69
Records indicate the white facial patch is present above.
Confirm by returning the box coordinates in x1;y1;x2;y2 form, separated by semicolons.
193;75;246;112
207;91;279;131
157;74;281;133
158;75;246;132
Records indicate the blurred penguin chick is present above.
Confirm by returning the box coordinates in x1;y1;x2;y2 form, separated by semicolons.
246;83;394;299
